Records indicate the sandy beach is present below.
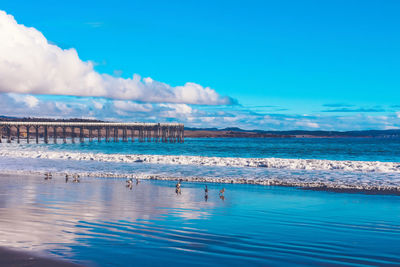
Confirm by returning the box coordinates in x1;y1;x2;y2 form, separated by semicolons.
1;172;400;266
0;247;80;267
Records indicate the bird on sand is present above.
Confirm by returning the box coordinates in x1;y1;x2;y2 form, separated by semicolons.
126;178;133;189
44;172;52;180
73;174;80;183
175;180;182;195
219;188;225;196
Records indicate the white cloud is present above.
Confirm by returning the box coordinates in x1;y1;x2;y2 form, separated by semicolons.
0;10;233;105
384;126;400;130
8;93;39;108
92;100;104;110
113;101;153;112
1;91;399;131
159;103;193;118
295;121;320;129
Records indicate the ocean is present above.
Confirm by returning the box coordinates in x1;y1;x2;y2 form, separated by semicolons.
0;137;400;266
1;137;400;191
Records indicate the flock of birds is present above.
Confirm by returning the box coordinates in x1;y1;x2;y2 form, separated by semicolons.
44;172;80;183
125;177;140;190
44;173;226;200
176;180;225;201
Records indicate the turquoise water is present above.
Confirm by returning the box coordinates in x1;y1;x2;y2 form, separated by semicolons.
1;138;400;265
0;174;400;266
10;137;400;162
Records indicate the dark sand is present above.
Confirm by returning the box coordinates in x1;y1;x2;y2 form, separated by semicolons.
0;247;81;267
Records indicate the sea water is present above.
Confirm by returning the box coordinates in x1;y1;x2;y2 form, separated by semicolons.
1;137;400;266
1;138;400;191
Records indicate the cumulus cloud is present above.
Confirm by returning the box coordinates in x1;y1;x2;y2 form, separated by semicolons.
0;10;234;105
322;107;385;113
8;93;39;108
295;121;320;129
1;93;400;131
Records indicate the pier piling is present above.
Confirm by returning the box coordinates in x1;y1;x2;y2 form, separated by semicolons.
53;126;57;143
89;127;93;142
71;127;75;143
44;126;48;144
63;127;67;143
26;126;30;143
17;126;20;143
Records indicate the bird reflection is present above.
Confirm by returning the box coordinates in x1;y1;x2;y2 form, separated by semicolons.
219;188;225;201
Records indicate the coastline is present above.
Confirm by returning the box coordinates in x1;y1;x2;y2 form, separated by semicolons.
1;170;399;196
0;247;81;267
1;170;400;266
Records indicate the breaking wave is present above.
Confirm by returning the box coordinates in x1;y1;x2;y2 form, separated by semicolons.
1;146;400;194
0;148;399;173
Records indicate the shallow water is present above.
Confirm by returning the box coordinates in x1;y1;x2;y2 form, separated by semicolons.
1;174;400;266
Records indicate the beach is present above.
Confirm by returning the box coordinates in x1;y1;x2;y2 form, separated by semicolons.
1;171;400;266
0;247;80;267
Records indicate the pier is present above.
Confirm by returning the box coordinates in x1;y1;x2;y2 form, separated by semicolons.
0;122;184;144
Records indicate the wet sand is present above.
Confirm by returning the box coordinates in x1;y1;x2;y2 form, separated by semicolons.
0;247;80;267
1;173;400;266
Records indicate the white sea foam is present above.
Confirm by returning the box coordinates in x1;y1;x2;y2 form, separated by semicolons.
0;148;399;173
1;146;400;193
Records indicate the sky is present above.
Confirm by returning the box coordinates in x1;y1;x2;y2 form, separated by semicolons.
0;0;399;130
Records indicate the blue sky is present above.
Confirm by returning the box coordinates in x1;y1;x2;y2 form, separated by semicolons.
0;1;399;130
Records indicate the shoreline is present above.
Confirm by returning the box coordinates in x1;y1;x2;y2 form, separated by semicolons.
1;170;400;196
0;247;81;267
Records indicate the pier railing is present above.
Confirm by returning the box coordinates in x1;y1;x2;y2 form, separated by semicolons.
0;122;184;144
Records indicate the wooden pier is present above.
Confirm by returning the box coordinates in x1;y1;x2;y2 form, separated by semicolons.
0;122;184;144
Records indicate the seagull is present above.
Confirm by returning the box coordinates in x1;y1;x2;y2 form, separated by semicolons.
73;174;80;183
175;181;182;195
219;188;225;196
126;178;133;188
44;172;52;180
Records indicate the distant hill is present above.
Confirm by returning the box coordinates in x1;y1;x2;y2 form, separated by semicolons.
185;127;400;138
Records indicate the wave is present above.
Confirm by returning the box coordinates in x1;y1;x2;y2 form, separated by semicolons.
0;149;399;173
